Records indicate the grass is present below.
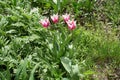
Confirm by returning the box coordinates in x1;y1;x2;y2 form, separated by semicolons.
0;0;120;80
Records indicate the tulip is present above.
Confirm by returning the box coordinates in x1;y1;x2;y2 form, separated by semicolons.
62;13;70;22
51;14;59;23
39;18;50;28
66;20;76;30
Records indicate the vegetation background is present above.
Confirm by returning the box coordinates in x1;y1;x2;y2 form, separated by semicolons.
0;0;120;80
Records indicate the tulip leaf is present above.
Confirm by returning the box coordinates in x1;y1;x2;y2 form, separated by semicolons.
60;57;72;73
53;0;57;4
62;78;69;80
29;62;40;80
72;64;79;74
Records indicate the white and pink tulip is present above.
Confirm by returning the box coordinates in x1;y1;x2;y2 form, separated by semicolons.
66;20;76;30
62;13;70;22
51;14;59;24
39;18;50;28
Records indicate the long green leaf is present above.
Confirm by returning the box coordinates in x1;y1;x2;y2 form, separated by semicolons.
29;62;40;80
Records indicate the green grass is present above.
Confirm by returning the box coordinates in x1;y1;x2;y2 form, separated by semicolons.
0;0;120;80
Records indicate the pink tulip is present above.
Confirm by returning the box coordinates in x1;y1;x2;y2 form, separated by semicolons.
39;18;50;28
51;14;59;23
62;13;70;22
66;20;76;30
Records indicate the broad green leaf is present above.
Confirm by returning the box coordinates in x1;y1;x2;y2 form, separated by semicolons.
53;0;62;4
72;64;79;74
60;57;72;73
53;0;57;4
62;78;69;80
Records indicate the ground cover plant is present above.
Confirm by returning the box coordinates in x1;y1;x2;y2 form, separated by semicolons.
0;0;120;80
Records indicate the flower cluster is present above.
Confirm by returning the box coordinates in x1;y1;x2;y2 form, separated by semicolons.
39;13;76;30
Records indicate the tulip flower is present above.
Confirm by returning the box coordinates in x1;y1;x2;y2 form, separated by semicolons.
66;20;76;30
39;18;50;28
51;14;59;23
62;13;70;22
